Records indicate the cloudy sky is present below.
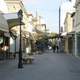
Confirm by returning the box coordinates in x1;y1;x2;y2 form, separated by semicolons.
23;0;75;33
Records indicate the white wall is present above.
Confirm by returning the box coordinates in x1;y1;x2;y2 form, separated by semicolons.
0;0;8;13
0;0;9;32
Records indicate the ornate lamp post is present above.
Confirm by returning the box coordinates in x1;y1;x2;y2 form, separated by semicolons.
17;9;23;68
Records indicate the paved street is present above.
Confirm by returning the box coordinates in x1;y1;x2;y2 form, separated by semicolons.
0;51;80;80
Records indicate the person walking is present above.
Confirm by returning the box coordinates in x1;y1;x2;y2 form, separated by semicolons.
52;39;56;53
52;44;56;53
56;38;61;53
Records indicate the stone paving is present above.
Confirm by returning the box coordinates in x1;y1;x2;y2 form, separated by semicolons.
0;51;80;80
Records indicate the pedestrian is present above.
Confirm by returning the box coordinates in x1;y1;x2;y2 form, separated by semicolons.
56;38;61;53
56;45;59;53
52;44;56;53
51;39;56;53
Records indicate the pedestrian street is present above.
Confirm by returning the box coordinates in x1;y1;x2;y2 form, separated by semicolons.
0;51;80;80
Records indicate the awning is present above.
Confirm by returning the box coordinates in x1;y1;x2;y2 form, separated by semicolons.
3;13;25;29
7;19;25;29
61;32;67;36
0;12;9;32
61;31;75;37
67;31;75;35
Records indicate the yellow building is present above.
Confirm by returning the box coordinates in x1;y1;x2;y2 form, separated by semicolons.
64;12;74;54
64;13;73;33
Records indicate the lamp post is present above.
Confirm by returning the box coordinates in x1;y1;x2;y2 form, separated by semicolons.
17;9;23;68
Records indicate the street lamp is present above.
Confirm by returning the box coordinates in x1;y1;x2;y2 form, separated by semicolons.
17;9;23;68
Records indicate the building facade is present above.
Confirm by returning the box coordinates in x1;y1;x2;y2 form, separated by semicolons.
64;12;74;54
4;0;33;55
0;0;47;59
74;0;80;56
0;11;10;59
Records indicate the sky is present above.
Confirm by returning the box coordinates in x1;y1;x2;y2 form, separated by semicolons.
0;0;76;33
23;0;75;33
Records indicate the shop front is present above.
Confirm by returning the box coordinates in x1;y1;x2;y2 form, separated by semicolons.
0;32;10;60
0;12;10;60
